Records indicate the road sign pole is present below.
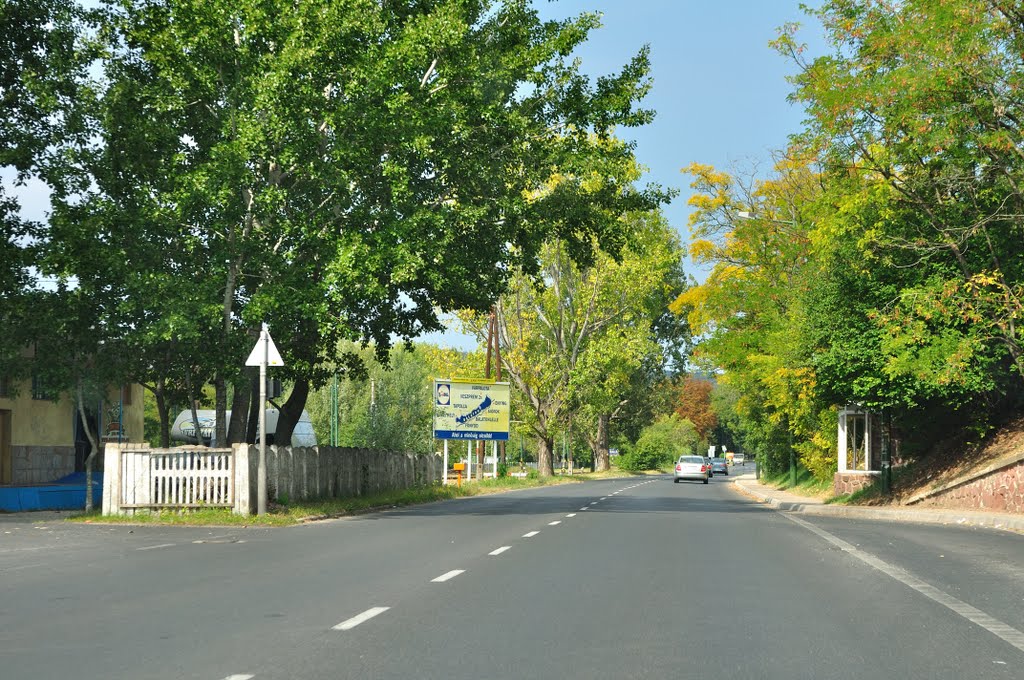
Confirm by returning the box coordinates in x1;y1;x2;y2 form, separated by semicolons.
258;324;268;516
443;440;449;486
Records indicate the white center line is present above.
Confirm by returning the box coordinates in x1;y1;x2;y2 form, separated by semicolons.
523;531;540;538
489;546;511;556
548;520;562;526
333;606;390;631
432;569;465;582
565;513;577;518
136;543;175;551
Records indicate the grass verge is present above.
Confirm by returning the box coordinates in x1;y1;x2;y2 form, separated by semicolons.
68;474;583;527
760;466;833;498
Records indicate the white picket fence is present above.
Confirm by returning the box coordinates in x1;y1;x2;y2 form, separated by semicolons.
102;443;444;515
103;444;238;515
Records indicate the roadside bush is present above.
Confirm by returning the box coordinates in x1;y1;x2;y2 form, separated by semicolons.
619;414;700;471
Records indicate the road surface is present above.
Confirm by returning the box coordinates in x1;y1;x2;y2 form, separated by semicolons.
1;473;1022;679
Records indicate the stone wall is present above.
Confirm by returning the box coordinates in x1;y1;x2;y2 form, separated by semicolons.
834;471;881;497
911;456;1024;513
11;445;76;484
236;445;443;514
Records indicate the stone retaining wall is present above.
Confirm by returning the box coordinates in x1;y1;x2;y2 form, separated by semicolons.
833;472;880;496
912;456;1024;513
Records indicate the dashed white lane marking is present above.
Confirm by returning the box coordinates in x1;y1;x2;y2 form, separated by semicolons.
580;507;589;511
221;674;255;680
590;501;598;505
566;513;577;518
600;497;608;500
432;570;465;583
489;546;511;556
548;520;561;526
136;543;175;551
783;513;1024;654
523;531;540;538
333;606;390;631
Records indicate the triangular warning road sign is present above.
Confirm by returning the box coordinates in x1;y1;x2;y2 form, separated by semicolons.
245;330;284;367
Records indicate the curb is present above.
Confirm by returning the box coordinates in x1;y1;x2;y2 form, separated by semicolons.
731;479;1024;534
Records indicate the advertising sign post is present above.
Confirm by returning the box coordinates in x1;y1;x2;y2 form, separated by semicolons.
432;379;511;441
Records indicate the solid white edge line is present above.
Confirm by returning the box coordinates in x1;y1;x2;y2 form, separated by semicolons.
489;546;511;556
136;543;175;551
523;531;540;537
431;569;465;583
333;606;390;631
781;513;1024;654
548;520;561;526
566;513;577;517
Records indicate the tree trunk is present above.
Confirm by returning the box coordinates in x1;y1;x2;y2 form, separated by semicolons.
77;380;100;512
227;370;253;444
275;377;309;446
595;413;611;471
185;370;204;446
214;373;227;447
155;387;169;448
537;435;555;477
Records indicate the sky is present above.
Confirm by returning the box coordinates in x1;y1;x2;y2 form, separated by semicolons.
421;0;828;350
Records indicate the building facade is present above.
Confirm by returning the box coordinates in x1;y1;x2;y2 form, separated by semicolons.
0;377;143;485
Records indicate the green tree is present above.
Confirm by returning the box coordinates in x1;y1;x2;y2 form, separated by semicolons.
468;206;682;476
80;0;665;445
779;0;1024;395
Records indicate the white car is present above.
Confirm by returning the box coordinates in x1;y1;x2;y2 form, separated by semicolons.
673;455;709;484
733;453;746;466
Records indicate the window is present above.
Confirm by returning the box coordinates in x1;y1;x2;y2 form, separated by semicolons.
31;373;57;401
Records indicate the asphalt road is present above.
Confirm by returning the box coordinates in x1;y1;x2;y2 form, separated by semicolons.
2;474;1023;680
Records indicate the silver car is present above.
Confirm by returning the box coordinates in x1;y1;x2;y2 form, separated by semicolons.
673;455;709;484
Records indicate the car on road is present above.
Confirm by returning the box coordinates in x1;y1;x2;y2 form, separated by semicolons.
674;456;709;484
710;458;729;475
733;453;746;465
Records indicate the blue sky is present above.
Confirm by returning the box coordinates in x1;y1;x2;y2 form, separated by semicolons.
423;0;828;349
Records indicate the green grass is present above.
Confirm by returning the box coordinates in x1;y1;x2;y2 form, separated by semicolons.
68;474;583;526
760;465;833;497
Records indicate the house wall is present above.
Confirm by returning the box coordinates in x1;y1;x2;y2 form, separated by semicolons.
0;381;144;485
0;386;76;484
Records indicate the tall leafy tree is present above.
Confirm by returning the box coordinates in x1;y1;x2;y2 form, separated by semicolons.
469;207;683;475
83;0;664;444
778;0;1024;392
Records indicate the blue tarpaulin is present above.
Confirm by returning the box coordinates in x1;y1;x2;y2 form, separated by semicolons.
0;472;103;512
